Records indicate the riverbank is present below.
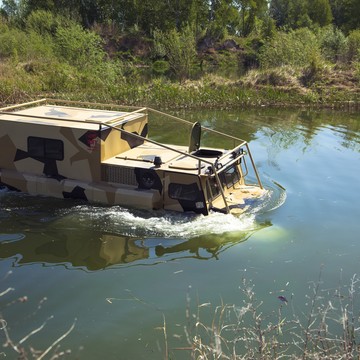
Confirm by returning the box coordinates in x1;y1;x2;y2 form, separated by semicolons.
1;60;359;110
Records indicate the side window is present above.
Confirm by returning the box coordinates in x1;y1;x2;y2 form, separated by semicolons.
169;183;199;201
28;137;64;161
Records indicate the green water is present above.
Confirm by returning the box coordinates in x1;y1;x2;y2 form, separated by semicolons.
0;108;359;359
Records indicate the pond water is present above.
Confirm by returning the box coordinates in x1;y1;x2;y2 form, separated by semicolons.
0;107;359;359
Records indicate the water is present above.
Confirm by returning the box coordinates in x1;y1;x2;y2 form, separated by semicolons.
0;108;359;359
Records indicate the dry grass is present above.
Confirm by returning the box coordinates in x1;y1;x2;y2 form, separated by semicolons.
173;271;360;359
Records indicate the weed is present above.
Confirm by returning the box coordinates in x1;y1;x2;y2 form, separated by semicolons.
177;272;360;359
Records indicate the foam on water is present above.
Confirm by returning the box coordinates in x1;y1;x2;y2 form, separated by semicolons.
1;178;286;241
63;205;259;238
60;179;286;239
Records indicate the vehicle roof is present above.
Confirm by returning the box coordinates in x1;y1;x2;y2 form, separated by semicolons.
0;105;144;130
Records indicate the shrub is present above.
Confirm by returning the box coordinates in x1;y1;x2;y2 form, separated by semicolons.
153;25;197;82
25;10;57;36
318;25;347;63
152;60;170;75
55;23;105;68
0;28;53;62
355;62;360;82
259;28;321;68
347;30;360;63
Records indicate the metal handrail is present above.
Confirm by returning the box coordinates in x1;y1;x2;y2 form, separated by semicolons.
104;124;214;169
0;98;47;111
147;107;247;143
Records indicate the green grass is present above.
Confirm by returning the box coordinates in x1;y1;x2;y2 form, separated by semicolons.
1;59;360;110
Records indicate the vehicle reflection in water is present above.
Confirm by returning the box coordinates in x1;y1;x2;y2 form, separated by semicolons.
0;175;278;271
0;223;270;271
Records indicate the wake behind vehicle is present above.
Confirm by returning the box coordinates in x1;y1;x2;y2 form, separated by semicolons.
0;99;266;215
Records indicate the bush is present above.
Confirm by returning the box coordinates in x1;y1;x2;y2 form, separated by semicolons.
25;10;57;36
153;25;197;81
347;30;360;63
355;62;360;82
259;28;322;68
55;23;105;68
152;60;170;75
0;28;53;62
318;25;347;63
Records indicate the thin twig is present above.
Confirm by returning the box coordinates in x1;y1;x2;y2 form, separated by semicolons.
1;317;20;353
162;314;168;360
18;316;54;346
37;318;77;360
0;288;14;297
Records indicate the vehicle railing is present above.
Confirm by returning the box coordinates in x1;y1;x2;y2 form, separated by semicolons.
0;98;47;111
147;107;263;190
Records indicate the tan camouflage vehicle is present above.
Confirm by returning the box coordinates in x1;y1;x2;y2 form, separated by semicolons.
0;99;266;215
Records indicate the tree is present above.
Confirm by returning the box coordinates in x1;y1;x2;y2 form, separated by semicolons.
235;0;268;36
207;0;240;38
330;0;360;32
270;0;333;30
308;0;333;27
269;0;311;30
287;0;311;29
1;0;27;23
269;0;290;28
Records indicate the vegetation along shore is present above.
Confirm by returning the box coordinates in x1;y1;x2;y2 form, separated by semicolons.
0;0;359;109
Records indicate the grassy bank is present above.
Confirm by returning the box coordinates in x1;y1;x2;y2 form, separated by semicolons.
1;62;359;110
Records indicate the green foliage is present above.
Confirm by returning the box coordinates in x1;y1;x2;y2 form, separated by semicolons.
152;60;170;75
308;0;333;27
235;0;269;36
318;25;347;62
300;52;327;86
55;23;105;68
240;35;265;71
346;30;360;62
270;0;332;29
1;0;27;24
0;0;359;108
209;0;240;38
331;0;360;33
0;16;9;33
260;16;277;39
0;60;43;103
355;62;360;81
153;25;197;81
0;0;358;43
259;28;321;68
41;61;78;92
25;10;72;36
0;27;54;61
